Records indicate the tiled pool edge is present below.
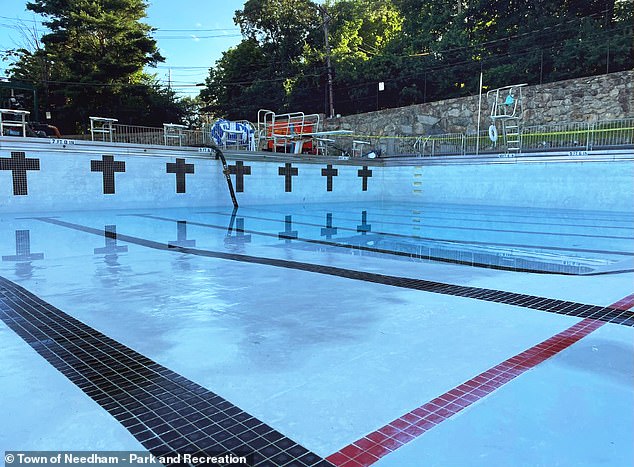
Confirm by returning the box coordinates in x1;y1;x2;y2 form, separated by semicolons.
325;294;634;467
2;137;633;213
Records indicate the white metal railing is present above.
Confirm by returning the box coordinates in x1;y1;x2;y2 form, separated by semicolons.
2;116;631;157
386;118;634;157
89;116;118;142
111;124;163;145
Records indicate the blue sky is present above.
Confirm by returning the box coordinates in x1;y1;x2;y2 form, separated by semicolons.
0;0;245;96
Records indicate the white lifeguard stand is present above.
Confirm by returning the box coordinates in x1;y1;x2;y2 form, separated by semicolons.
163;123;188;146
352;140;371;158
90;116;118;142
486;84;527;153
0;109;30;137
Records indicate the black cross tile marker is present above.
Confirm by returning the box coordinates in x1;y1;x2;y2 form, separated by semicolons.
91;155;125;194
278;215;298;242
226;218;252;246
278;163;298;193
321;165;338;192
357;166;373;191
228;161;251;193
357;210;372;235
0;151;40;195
94;225;128;255
166;158;194;194
168;221;196;248
320;213;338;239
2;230;44;261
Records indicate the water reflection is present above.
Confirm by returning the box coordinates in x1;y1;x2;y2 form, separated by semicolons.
168;221;196;248
357;210;372;235
225;208;252;252
320;213;338;239
93;225;128;285
2;230;44;279
278;215;298;243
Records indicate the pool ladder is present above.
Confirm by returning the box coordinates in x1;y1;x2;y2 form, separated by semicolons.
502;116;521;153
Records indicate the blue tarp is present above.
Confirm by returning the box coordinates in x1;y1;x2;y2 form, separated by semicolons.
209;119;255;150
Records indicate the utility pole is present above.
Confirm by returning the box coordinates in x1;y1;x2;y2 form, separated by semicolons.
319;5;335;119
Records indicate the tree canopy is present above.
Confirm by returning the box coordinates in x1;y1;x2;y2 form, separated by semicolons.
5;0;632;128
7;0;185;133
200;0;633;120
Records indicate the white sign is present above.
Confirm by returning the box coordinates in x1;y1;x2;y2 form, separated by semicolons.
378;81;385;91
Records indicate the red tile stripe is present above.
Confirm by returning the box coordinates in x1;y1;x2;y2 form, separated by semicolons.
610;293;634;310
326;295;633;467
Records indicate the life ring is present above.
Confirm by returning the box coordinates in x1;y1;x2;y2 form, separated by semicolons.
488;124;498;142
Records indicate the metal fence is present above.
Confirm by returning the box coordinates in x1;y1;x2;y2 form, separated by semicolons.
107;124;210;147
65;117;634;157
369;118;634;157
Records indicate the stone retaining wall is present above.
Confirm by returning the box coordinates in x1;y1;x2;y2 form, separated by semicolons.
323;71;633;137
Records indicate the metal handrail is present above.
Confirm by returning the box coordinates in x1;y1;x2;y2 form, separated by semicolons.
11;117;630;157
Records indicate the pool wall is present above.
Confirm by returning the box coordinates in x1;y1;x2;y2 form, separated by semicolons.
1;137;632;213
385;158;634;211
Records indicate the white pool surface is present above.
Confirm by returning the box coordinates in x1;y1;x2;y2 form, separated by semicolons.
1;202;632;466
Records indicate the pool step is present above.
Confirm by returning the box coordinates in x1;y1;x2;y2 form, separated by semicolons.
413;166;423;196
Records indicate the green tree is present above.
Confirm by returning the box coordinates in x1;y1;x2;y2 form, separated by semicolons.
201;0;321;119
8;0;184;133
325;0;404;113
235;0;319;68
200;39;275;120
201;0;632;120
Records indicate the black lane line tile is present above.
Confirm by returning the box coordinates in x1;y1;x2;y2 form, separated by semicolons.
197;209;634;243
210;203;634;233
134;214;631;276
32;216;634;327
0;276;333;467
197;210;634;258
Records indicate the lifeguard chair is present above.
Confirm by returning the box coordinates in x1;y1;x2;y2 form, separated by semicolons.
486;84;527;153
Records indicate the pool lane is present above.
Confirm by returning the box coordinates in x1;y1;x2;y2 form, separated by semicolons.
0;276;331;467
194;209;634;256
0;209;629;465
155;212;633;275
326;294;634;466
370;321;634;467
29;216;634;326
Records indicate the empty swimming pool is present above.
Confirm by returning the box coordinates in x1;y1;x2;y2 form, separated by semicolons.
1;200;633;466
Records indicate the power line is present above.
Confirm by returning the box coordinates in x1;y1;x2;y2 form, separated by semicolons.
155;65;211;69
0;15;44;24
0;15;240;32
154;28;239;32
153;34;242;39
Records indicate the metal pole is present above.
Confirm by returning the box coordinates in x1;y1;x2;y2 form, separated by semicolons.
476;71;483;156
320;6;335;119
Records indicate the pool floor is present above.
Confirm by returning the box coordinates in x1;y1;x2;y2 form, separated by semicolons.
1;202;633;466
